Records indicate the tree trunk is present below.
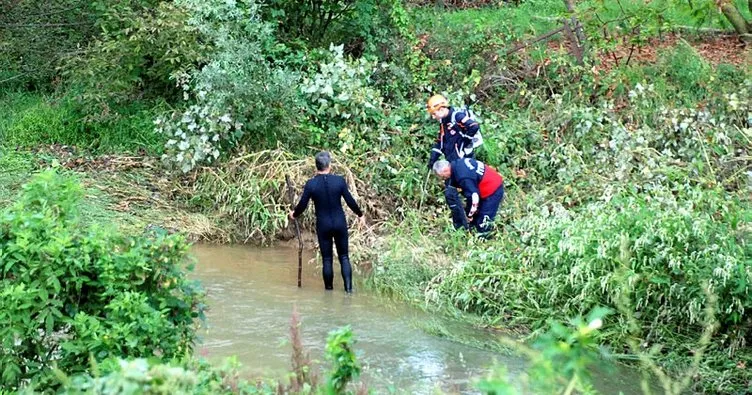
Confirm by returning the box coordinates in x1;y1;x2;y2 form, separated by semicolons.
720;2;750;35
562;0;587;56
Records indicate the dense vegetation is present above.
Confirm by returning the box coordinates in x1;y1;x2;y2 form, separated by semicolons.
1;0;750;393
0;171;204;390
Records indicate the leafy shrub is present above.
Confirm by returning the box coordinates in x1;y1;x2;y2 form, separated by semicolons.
265;0;357;45
156;0;300;173
155;91;238;173
264;0;412;56
475;309;610;395
65;0;207;121
325;326;361;394
0;170;205;390
300;44;390;151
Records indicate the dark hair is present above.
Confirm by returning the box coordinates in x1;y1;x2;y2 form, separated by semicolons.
315;151;331;171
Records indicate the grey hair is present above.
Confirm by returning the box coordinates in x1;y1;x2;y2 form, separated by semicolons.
315;151;331;171
432;160;450;174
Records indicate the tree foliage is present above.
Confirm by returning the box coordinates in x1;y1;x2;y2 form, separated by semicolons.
65;0;208;121
156;0;301;173
0;0;98;89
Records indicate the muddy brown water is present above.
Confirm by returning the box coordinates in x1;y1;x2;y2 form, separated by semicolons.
191;244;648;394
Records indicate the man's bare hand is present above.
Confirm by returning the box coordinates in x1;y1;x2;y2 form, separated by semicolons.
357;215;367;230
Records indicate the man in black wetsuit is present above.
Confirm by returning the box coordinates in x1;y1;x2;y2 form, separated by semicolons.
289;152;364;293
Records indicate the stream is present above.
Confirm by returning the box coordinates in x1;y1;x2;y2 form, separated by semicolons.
191;244;647;394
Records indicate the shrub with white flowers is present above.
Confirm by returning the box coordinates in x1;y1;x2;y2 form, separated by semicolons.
156;103;239;173
300;45;389;154
156;0;299;172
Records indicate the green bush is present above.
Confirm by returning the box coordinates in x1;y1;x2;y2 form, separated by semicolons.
156;0;300;173
264;0;356;46
300;44;391;151
65;0;207;122
0;170;205;390
475;308;611;395
325;326;361;394
263;0;408;54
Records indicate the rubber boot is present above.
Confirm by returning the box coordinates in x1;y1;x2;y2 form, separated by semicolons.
322;257;334;290
339;255;353;293
445;186;469;230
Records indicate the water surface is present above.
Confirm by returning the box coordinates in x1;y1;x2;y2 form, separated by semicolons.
191;244;646;394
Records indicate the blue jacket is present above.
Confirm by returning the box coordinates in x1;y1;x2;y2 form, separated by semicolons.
428;107;481;168
450;158;504;212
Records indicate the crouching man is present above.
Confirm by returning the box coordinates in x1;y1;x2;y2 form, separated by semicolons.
432;158;504;235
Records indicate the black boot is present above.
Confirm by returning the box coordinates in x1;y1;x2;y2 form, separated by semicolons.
322;257;334;290
339;255;353;293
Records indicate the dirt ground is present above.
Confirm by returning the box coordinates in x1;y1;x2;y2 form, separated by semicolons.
580;33;750;74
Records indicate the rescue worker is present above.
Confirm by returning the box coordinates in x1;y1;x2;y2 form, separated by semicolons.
432;158;504;235
425;94;483;230
289;152;364;293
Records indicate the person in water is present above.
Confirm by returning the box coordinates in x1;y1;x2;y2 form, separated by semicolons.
289;151;364;293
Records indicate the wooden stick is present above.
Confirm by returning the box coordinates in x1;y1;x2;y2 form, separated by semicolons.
285;175;303;288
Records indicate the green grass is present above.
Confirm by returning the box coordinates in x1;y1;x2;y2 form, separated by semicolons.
0;91;165;154
0;148;220;240
413;0;565;40
0;149;36;207
412;0;750;46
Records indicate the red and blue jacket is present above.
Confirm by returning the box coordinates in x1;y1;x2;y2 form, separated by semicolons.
450;158;503;208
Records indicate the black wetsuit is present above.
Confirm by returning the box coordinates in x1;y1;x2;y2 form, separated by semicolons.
292;173;363;292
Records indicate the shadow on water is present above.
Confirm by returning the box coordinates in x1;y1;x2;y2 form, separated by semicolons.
190;244;651;394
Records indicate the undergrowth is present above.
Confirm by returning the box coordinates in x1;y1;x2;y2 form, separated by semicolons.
1;0;750;392
0;92;164;154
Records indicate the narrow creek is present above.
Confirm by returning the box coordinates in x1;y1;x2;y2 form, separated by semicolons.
191;244;647;394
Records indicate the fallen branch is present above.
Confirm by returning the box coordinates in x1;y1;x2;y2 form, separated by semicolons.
672;25;739;35
505;26;566;55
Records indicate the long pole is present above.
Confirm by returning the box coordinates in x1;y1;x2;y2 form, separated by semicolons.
285;175;303;288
